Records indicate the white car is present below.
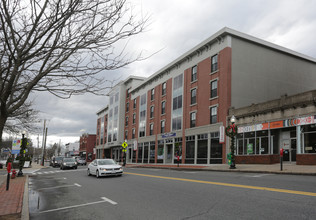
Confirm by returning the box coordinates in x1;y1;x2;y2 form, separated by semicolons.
87;159;123;178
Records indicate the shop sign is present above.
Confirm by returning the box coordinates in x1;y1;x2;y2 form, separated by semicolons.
133;140;137;151
162;132;176;138
270;120;283;129
247;144;253;154
284;116;315;127
297;116;315;125
12;139;21;154
219;126;225;143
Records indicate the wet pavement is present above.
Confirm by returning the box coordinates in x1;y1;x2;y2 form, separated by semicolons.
0;161;316;219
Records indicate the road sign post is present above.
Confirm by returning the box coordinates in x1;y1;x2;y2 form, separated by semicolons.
122;142;128;166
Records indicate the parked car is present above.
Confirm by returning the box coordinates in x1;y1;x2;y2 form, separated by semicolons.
60;157;77;170
87;159;123;178
76;157;87;166
0;160;5;169
51;156;64;167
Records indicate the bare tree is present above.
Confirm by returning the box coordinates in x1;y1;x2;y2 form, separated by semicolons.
0;0;148;142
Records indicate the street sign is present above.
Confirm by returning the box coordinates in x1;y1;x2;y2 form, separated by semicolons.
122;142;128;148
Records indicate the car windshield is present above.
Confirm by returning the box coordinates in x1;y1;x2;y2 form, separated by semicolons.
56;157;63;161
97;159;116;165
64;158;75;162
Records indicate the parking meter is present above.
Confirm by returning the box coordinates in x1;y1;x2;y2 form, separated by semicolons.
280;148;284;157
6;162;12;191
280;148;284;171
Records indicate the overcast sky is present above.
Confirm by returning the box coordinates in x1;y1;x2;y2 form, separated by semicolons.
22;0;316;148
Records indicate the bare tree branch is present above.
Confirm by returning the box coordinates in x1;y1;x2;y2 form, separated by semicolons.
0;0;149;142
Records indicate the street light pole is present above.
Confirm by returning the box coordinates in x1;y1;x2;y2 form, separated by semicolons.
226;115;237;169
17;131;27;177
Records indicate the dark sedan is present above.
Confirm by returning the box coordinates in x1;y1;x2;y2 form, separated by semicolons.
60;157;77;170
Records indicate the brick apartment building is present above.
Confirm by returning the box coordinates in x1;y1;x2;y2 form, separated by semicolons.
95;27;316;165
79;133;96;162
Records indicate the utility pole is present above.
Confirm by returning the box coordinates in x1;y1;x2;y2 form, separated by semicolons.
41;120;46;166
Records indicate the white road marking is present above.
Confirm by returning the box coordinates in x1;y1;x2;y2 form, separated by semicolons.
37;183;81;191
247;174;274;178
37;172;42;174
54;177;67;180
74;183;81;187
38;197;117;214
101;197;118;205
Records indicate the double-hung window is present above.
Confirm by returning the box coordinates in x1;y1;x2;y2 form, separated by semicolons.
125;116;128;126
210;80;218;98
191;88;197;105
126;102;129;112
133;99;136;109
191;65;197;82
150;124;154;135
133;113;136;124
211;54;218;72
190;112;196;128
150;106;154;118
210;106;217;124
161;101;166;115
151;89;155;101
161;120;165;133
162;82;166;96
132;129;135;139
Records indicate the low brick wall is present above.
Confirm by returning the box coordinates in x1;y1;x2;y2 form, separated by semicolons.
296;154;316;165
236;155;279;164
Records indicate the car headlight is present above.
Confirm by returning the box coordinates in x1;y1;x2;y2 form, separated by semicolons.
119;167;123;171
100;168;106;171
75;162;77;165
63;163;66;165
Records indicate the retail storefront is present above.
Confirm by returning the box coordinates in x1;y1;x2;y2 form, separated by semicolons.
236;115;316;165
124;131;223;165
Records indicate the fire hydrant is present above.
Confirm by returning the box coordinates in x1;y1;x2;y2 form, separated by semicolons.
11;169;16;179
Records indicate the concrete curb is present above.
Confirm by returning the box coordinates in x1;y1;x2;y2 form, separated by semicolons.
129;165;316;176
21;175;29;220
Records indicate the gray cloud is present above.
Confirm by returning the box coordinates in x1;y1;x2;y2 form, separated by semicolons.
27;0;316;147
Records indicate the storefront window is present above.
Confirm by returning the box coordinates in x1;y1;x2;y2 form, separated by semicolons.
245;132;255;154
303;124;316;153
157;140;164;163
210;132;222;164
174;139;182;164
149;141;155;163
197;134;208;164
137;143;143;163
237;133;244;155
132;144;136;163
185;136;195;164
270;129;279;154
257;130;269;155
143;142;149;163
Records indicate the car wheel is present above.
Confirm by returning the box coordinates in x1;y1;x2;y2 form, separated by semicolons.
96;170;100;178
75;166;77;169
60;166;62;170
87;169;91;176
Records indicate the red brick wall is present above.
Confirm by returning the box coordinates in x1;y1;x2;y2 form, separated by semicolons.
236;155;280;164
296;154;316;165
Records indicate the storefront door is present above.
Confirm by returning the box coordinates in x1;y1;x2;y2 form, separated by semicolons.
165;144;173;163
291;139;296;162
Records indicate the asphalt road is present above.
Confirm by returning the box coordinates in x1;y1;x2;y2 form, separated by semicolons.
28;166;316;220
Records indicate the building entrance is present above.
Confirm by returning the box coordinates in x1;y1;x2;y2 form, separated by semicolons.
165;144;173;163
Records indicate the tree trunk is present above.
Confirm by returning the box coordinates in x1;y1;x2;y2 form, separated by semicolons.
0;115;7;146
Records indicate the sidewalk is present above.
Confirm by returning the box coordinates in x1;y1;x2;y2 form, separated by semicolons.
126;162;316;175
0;163;47;220
0;162;315;220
